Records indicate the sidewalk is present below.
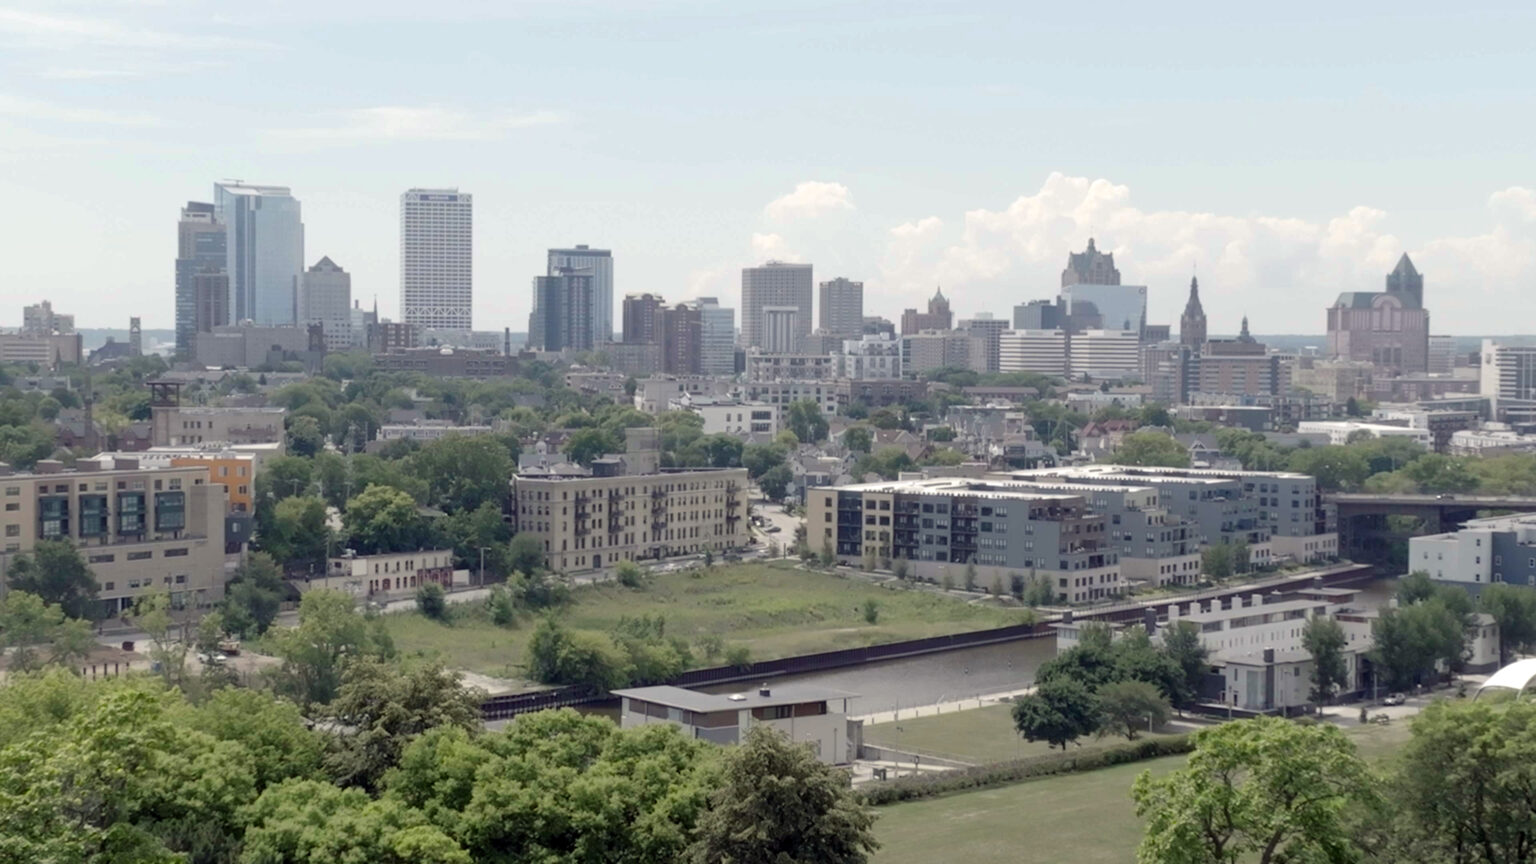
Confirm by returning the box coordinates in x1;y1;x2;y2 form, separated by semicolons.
851;686;1034;725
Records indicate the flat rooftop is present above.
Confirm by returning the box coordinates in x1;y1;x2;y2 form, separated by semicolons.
825;476;1085;502
1011;463;1315;484
613;684;858;712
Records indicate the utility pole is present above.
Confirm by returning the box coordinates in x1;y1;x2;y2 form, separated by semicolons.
478;546;488;588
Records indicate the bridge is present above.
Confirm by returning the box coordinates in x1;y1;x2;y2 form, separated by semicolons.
1329;493;1536;564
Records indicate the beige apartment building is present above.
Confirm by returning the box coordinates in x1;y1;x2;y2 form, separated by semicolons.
511;429;750;572
0;455;228;616
151;405;287;448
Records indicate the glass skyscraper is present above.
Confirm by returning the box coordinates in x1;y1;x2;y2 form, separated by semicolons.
214;182;304;326
547;245;613;346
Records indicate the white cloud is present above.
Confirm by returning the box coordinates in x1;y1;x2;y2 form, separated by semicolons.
872;172;1536;333
0;7;269;51
267;106;565;145
0;93;157;125
750;232;799;262
764;180;854;221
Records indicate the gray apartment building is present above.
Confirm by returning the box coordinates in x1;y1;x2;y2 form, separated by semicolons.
807;477;1124;604
818;277;864;338
1411;513;1536;593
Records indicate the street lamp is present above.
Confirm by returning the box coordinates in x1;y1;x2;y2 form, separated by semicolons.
478;546;489;588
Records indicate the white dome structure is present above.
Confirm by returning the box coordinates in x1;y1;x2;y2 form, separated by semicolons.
1474;658;1536;701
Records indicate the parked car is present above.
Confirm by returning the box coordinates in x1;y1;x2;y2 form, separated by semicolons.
198;652;228;666
1383;692;1407;706
766;525;782;533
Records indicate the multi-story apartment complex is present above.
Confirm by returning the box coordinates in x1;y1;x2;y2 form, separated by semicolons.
102;448;259;514
902;330;976;376
622;293;665;344
150;405;287;448
745;351;837;382
400;188;473;337
529;269;595;352
549;245;613;346
817;277;864;338
999;329;1069;378
0;456;228;615
958;316;1009;373
678;398;779;437
836;333;902;380
1068;329;1141;380
215;182;304;327
1012;480;1201;587
301;256;352;352
1412;513;1536;592
0;333;82;369
1480;339;1536;423
743;379;840;415
510;429;750;572
809;477;1123;604
632;376;734;414
22;300;75;335
741;262;812;351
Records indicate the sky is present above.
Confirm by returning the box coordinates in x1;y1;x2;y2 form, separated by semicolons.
1;0;1533;335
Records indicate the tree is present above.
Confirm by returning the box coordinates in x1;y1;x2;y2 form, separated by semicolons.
562;427;621;466
416;582;447;620
270;589;392;710
1287;446;1371;492
1112;430;1190;468
525;617;631;690
5;539;98;620
759;463;793;502
1097;680;1169;741
687;725;877;864
1132;716;1377;864
508;533;545;575
0;590;65;673
242;780;470;864
743;443;789;480
1201;543;1234;581
344;484;431;555
223;552;286;637
410;435;513;513
1391;700;1536;864
843;426;873;454
1480;582;1536;665
135;591;196;689
784;399;830;444
1370;598;1467;690
322;659;482;792
262;494;330;567
1161;620;1210;712
1012;678;1099;750
286;414;326;457
1301;616;1349;707
184;686;325;789
615;559;644;588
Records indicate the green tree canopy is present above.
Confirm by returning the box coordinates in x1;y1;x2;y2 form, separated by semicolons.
1301;616;1349;706
1096;679;1170;741
1111;430;1190;468
410;434;513;513
5;539;98;620
269;589;394;710
344;484;433;555
1012;677;1099;750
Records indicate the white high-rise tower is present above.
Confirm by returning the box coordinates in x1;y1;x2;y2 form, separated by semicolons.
401;188;473;337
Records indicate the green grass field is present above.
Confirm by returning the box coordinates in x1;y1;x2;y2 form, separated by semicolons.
869;713;1417;864
863;703;1184;765
382;562;1029;682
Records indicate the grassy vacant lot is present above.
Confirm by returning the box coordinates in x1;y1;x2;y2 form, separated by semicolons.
383;562;1028;681
870;714;1418;864
863;703;1184;765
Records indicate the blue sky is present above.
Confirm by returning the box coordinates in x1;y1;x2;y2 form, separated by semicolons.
1;0;1532;334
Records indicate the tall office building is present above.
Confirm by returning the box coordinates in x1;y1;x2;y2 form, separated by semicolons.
818;277;864;337
400;188;473;337
958;315;1008;373
622;293;665;344
695;297;736;375
301;257;353;352
22;301;74;335
174;201;227;356
1326;253;1430;373
214;182;304;326
1013;299;1064;331
548;245;613;345
528;268;594;352
741;261;812;350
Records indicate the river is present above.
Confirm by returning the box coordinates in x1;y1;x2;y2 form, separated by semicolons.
694;575;1402;716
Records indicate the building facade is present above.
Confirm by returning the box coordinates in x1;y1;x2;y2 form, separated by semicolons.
510;430;750;571
622;293;665;344
836;333;902;380
22;300;74;335
745;351;837;382
1326;253;1430;374
958;316;1008;374
549;245;614;346
319;549;454;598
695;297;736;375
529;269;595;353
1069;330;1142;380
660;302;702;375
174;202;227;357
1179;276;1207;348
899;287;953;335
0;456;228;616
818;277;864;338
301;256;352;352
999;329;1069;378
400;188;473;337
741;261;813;351
215;182;304;327
762;306;802;354
616;685;857;764
1061;237;1120;287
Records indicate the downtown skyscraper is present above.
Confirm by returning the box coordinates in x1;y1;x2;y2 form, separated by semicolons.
214;182;304;326
174;201;227;357
741;261;812;351
401;188;473;337
548;245;613;345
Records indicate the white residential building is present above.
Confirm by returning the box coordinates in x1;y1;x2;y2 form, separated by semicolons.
675;398;779;437
742;261;812;351
836;333;902;380
401;188;473;337
615;684;858;764
1296;420;1433;447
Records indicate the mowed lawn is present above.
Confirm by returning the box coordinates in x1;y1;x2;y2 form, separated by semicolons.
382;562;1028;680
872;755;1185;864
870;710;1420;864
863;703;1185;765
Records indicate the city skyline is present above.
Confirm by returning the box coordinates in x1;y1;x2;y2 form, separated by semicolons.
1;3;1533;334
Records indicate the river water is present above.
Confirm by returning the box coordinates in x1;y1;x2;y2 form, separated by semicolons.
695;576;1401;716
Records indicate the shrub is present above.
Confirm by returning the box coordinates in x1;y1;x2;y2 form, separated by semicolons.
863;599;880;624
725;645;752;669
416;582;447;621
857;734;1194;806
615;559;644;588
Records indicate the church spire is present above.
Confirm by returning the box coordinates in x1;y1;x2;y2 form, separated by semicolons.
1179;275;1207;349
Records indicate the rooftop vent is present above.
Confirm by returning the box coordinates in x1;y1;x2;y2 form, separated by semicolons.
758;686;771;697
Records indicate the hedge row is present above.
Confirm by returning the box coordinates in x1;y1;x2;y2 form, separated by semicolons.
857;733;1195;806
